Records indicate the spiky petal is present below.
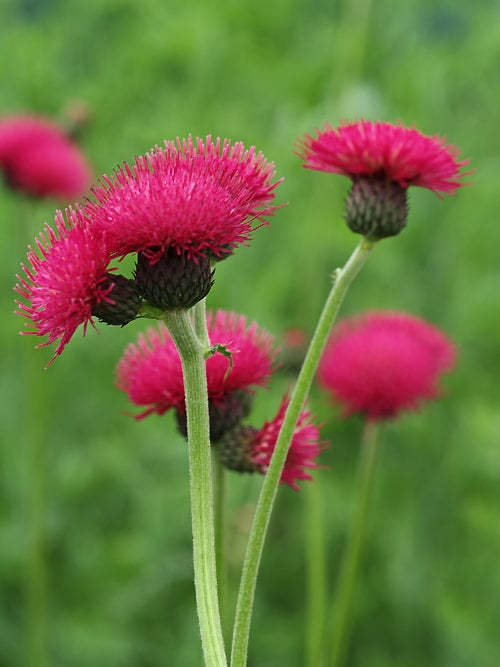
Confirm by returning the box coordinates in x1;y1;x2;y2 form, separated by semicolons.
217;397;324;491
297;120;469;194
14;208;113;365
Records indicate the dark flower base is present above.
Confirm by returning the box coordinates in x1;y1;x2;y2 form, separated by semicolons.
216;425;258;474
346;177;408;239
135;247;214;310
92;273;142;325
176;390;253;443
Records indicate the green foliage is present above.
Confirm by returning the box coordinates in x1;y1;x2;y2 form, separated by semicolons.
1;0;499;664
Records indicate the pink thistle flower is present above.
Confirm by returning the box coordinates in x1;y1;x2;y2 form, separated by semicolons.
14;208;118;365
0;115;92;200
251;398;323;490
116;323;185;419
297;120;470;239
116;311;278;428
317;311;456;421
85;135;281;263
297;120;469;194
217;397;324;491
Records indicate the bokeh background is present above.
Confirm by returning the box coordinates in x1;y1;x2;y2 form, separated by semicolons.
1;0;499;665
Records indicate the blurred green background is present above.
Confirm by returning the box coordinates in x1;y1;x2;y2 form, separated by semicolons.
1;0;499;665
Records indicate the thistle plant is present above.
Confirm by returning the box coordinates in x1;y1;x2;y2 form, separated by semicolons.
14;120;468;666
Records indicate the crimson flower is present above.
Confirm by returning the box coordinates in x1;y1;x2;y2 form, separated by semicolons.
82;135;281;310
0;115;92;200
317;311;456;420
85;135;281;263
297;120;468;194
217;397;324;491
14;208;139;366
116;311;278;437
297;120;469;239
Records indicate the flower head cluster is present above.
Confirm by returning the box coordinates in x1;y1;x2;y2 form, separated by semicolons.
15;135;281;362
0;115;92;200
116;311;323;488
318;311;456;421
116;310;277;422
297;120;469;239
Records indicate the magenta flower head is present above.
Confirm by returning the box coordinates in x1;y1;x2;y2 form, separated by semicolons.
15;208;142;366
0;115;92;200
84;136;281;310
217;397;324;491
116;310;278;440
296;120;469;239
317;311;456;421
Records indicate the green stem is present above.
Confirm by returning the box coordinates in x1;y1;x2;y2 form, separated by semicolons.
230;237;376;667
305;475;327;667
138;301;167;320
26;349;48;667
213;451;228;639
162;310;227;667
329;420;381;667
193;298;211;349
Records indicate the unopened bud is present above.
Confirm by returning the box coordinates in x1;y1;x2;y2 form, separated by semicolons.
92;273;142;325
216;425;259;474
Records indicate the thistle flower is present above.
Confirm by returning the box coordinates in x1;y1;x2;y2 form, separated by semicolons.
297;120;469;238
317;311;456;420
0;115;92;200
14;208;140;365
217;397;323;490
84;136;281;309
116;311;278;439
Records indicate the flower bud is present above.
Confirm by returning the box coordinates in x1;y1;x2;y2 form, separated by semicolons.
91;273;142;325
216;425;259;474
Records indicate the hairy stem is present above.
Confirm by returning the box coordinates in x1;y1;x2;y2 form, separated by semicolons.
230;238;376;667
163;309;227;667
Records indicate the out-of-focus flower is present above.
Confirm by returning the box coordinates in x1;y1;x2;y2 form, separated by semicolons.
317;311;456;420
116;311;278;439
280;327;309;374
0;115;92;200
15;208;140;366
296;120;469;238
217;397;324;490
62;99;93;139
283;327;308;349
